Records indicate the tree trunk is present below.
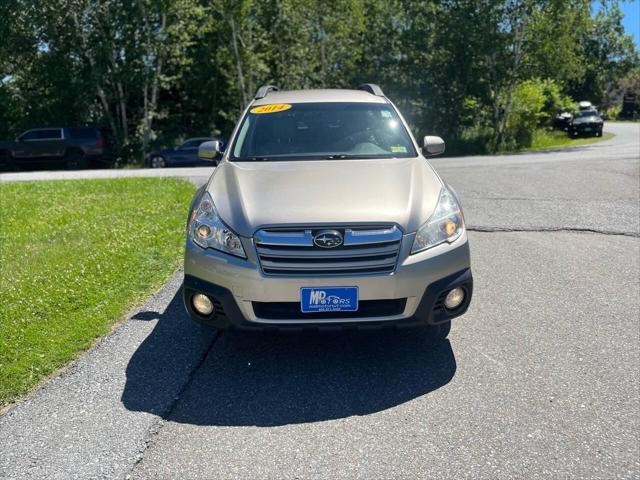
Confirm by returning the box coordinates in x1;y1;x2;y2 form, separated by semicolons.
96;86;119;150
140;12;166;163
491;8;529;151
116;81;128;146
72;9;122;155
230;17;247;112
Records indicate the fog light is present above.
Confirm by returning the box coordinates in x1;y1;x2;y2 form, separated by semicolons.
192;293;214;316
444;287;465;310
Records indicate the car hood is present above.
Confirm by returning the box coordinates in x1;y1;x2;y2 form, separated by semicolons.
208;157;443;237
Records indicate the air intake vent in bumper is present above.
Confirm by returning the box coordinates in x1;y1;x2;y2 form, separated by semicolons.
253;299;407;320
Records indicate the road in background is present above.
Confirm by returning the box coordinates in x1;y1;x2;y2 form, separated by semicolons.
0;164;215;187
433;122;639;235
0;122;638;479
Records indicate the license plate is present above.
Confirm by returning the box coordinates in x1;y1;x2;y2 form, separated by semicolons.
300;287;359;313
584;127;592;132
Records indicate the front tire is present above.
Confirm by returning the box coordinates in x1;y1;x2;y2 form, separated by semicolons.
0;152;17;171
150;156;166;168
65;153;88;170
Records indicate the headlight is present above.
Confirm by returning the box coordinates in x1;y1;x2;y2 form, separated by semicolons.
411;186;464;254
188;191;246;258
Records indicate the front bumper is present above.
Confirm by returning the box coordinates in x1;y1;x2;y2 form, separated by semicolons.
183;231;473;329
571;123;602;133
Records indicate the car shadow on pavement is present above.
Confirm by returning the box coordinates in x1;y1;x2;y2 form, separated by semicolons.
122;288;456;426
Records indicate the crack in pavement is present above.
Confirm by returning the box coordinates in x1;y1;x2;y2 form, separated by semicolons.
126;329;223;477
467;225;639;237
463;195;638;202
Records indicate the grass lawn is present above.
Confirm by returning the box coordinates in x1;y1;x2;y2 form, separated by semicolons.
527;129;615;151
0;177;195;408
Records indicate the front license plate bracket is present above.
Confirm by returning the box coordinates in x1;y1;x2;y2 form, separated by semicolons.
300;287;359;313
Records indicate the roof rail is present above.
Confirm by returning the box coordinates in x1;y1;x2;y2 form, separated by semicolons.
357;83;384;97
254;85;279;99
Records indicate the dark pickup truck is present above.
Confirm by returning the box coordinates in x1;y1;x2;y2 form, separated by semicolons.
0;127;112;170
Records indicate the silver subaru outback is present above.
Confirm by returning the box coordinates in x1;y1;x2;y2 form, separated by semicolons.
183;84;472;339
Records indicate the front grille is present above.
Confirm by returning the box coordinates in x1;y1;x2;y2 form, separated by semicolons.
253;299;407;320
254;226;402;276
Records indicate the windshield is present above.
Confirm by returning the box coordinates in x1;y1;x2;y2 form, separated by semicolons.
574;110;598;118
231;102;417;160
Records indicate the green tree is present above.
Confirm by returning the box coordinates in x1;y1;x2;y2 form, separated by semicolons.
1;0;637;161
568;0;639;107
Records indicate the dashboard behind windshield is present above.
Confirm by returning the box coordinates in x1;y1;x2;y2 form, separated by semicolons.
231;102;417;161
574;110;599;118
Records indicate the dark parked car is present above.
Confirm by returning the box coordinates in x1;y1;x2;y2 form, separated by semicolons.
553;112;573;131
0;127;112;170
145;137;224;168
568;110;603;137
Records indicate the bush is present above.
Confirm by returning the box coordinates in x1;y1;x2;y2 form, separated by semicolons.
602;105;621;120
540;79;575;120
503;79;574;149
452;124;493;155
504;80;547;148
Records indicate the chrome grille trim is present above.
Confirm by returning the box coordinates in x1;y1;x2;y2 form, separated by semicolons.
344;227;402;246
256;243;400;258
254;225;402;276
254;229;314;247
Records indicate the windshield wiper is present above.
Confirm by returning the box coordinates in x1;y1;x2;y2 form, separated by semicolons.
234;156;274;161
323;154;400;160
325;154;354;159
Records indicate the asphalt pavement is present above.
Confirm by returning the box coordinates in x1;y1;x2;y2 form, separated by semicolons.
0;123;638;479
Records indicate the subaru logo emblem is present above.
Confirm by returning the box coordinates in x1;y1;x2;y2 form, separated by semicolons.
313;230;343;248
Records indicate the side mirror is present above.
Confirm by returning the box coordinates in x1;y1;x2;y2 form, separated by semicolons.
198;140;221;161
422;136;445;156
